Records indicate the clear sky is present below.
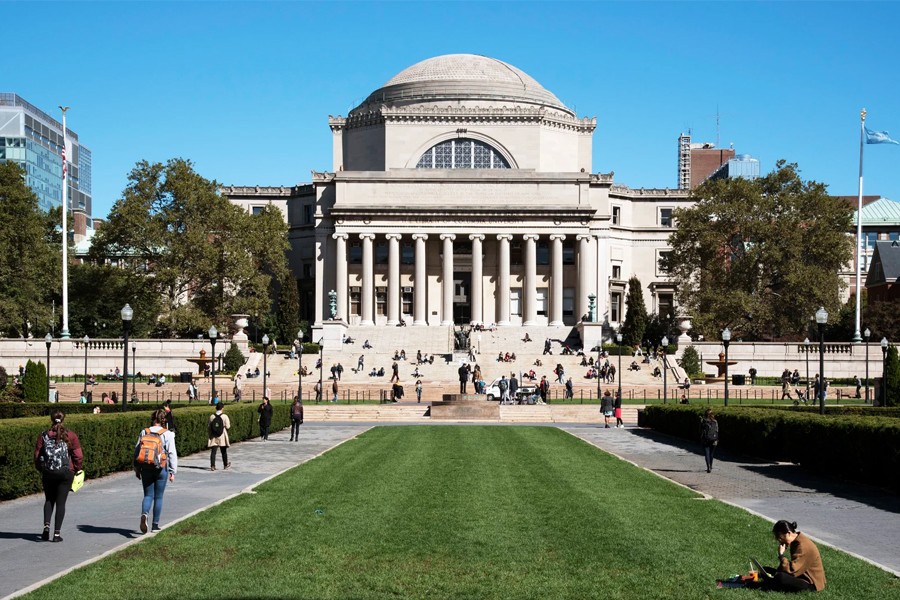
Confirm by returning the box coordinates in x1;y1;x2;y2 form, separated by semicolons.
4;1;900;219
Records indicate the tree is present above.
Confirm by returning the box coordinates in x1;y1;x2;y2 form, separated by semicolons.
277;273;300;343
223;343;246;373
0;162;61;337
679;346;702;379
645;312;677;348
68;263;160;338
620;276;648;348
22;359;47;402
883;345;900;407
88;159;289;336
662;161;854;341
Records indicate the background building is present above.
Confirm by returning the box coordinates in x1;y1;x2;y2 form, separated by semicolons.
0;93;93;241
677;133;736;190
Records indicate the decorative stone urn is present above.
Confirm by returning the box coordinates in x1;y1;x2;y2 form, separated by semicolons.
231;314;250;341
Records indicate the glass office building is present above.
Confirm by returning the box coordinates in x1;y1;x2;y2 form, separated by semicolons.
0;93;92;219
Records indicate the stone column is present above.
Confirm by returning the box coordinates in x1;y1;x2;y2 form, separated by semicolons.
469;234;484;325
440;234;455;326
496;234;512;326
412;234;428;326
523;234;538;326
596;234;609;325
577;234;592;322
314;232;327;326
360;233;375;326
386;233;401;326
332;233;348;322
550;234;565;327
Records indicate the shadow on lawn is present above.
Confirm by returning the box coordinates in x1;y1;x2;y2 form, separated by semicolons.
627;428;900;515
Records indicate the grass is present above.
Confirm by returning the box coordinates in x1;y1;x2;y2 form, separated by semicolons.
22;427;900;599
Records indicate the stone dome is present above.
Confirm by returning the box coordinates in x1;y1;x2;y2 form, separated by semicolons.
352;54;572;115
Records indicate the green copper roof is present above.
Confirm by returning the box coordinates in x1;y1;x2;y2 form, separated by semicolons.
854;197;900;226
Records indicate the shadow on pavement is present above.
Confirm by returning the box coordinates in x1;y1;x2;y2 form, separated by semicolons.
77;524;137;538
0;531;41;542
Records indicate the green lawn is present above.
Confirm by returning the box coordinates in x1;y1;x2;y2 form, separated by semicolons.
23;427;900;599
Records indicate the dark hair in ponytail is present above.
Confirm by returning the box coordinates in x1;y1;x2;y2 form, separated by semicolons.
49;410;71;449
151;409;167;426
772;520;798;536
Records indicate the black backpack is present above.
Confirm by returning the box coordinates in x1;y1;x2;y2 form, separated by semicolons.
209;413;225;438
702;419;719;443
39;432;71;474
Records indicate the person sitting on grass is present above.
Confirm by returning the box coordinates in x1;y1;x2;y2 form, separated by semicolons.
757;520;826;592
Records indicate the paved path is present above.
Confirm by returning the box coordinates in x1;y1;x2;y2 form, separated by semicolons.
0;424;371;600
2;423;898;599
562;425;900;576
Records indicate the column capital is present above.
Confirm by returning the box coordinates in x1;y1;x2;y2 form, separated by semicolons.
523;234;540;242
332;232;349;241
550;234;566;242
412;233;429;241
576;233;593;242
496;234;513;242
359;233;375;241
385;233;402;241
469;234;485;242
440;233;456;242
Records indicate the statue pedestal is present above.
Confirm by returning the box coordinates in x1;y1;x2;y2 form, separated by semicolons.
430;394;499;420
577;321;605;351
318;320;348;351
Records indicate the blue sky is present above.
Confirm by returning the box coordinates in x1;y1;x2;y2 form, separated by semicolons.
4;1;900;219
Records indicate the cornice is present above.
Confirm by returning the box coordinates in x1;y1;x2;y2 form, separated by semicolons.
332;105;596;133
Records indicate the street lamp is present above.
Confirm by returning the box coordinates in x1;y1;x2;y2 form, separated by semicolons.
881;337;889;406
82;335;90;400
44;333;52;402
722;328;731;407
262;334;269;402
121;304;133;412
596;338;602;402
661;335;669;404
864;328;871;404
815;306;828;415
209;326;218;402
297;329;304;401
131;342;137;403
616;331;623;402
318;337;324;404
803;337;810;401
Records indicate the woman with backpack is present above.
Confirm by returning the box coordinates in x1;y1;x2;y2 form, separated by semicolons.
33;410;83;542
208;402;231;471
700;409;719;473
289;397;304;442
134;409;177;534
258;397;274;441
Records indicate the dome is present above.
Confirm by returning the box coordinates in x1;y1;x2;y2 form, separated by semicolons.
352;54;572;115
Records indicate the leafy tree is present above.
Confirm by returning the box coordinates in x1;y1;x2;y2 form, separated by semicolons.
22;359;47;402
277;273;301;343
864;300;900;342
679;346;702;379
0;162;61;337
645;312;677;348
883;345;900;407
223;343;246;373
0;365;7;390
88;159;289;337
68;263;160;338
662;161;853;341
620;277;648;348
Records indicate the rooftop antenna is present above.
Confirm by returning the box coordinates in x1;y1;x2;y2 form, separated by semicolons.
716;105;720;148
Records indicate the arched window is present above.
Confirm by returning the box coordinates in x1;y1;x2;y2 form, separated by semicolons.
416;138;510;169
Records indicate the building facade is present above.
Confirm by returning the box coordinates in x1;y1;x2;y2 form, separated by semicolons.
0;93;92;234
224;55;692;338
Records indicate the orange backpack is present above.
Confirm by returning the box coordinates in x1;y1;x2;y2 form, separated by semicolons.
134;427;168;469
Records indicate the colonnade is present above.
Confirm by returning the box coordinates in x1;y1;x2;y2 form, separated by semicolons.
327;231;599;327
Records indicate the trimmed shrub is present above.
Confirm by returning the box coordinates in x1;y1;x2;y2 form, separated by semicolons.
21;360;47;402
223;342;246;373
679;346;702;379
884;345;900;407
0;403;290;500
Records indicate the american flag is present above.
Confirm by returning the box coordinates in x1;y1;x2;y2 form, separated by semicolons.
61;147;67;179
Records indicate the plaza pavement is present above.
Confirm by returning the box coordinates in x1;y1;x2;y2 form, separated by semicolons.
1;422;897;599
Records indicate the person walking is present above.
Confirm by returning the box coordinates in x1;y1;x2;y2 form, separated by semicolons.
458;362;469;394
187;381;196;403
614;391;624;428
415;379;423;403
134;409;177;534
391;361;400;383
289;397;304;441
539;376;550;404
699;409;719;473
565;377;574;400
600;390;614;428
258;397;274;441
233;374;243;402
854;375;862;399
331;378;339;403
208;402;231;471
162;399;176;434
499;375;510;404
509;373;519;402
34;410;83;542
314;380;322;402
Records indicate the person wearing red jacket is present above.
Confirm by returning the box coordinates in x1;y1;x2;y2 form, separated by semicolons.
33;410;83;543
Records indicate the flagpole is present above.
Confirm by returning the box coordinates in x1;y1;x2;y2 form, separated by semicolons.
854;108;866;344
59;106;70;339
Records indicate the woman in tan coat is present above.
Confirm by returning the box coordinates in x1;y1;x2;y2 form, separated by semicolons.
208;402;231;471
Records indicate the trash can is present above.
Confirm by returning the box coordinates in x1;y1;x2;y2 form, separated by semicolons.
732;374;746;386
180;371;193;383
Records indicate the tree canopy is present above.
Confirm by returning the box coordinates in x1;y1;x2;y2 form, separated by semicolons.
662;161;854;341
88;159;290;337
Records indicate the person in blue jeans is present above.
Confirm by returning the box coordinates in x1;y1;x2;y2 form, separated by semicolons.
135;409;177;534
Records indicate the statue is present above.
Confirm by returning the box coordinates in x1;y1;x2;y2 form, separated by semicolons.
328;289;337;319
588;294;597;323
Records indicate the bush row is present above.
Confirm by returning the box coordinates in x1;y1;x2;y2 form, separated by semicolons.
758;405;900;419
0;403;290;500
0;401;212;420
638;405;900;492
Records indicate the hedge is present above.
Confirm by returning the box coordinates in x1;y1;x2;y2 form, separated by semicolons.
638;405;900;492
0;403;290;500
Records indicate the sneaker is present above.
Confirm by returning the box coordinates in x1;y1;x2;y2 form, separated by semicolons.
224;463;232;470
140;513;149;534
52;534;63;543
41;526;50;541
151;524;161;533
209;466;216;471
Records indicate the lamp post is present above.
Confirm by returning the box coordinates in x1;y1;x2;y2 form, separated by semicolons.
318;337;324;404
131;342;137;403
261;334;269;402
596;337;602;401
82;335;90;399
208;325;218;402
296;329;305;401
722;328;731;406
44;333;52;402
864;328;871;404
616;332;623;402
121;304;133;412
881;337;889;406
815;307;828;415
661;336;669;404
804;337;810;401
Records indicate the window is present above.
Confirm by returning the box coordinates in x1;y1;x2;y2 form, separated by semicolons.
510;240;522;266
536;288;548;316
536;239;550;266
612;205;621;225
889;232;899;242
401;242;414;265
402;287;413;316
612;265;621;280
610;292;622;323
302;263;312;278
657;250;672;275
416;138;510;169
657;293;674;319
563;240;575;265
660;208;673;227
375;240;388;264
350;287;361;316
375;287;387;316
349;241;362;264
563;288;575;317
303;204;313;224
510;288;521;316
252;206;265;215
